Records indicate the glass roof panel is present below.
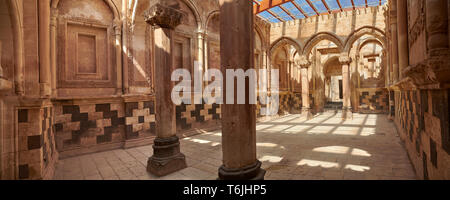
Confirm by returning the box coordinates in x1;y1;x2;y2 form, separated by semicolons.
253;0;386;23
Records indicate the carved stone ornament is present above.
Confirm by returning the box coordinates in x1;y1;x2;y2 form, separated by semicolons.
296;55;310;68
339;53;352;65
402;49;450;87
144;3;184;29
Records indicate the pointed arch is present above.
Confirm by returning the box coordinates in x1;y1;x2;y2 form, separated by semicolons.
51;0;120;20
269;37;303;58
344;26;386;53
302;32;344;56
6;0;24;95
180;0;202;30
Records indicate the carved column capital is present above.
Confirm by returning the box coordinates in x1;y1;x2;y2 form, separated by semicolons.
144;3;184;29
295;55;310;69
339;53;352;65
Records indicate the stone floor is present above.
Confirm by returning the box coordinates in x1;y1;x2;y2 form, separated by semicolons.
53;112;417;180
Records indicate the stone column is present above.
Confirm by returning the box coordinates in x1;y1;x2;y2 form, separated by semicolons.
297;55;312;119
339;53;352;120
389;0;399;83
218;0;265;180
0;41;3;77
144;2;187;176
114;20;123;95
122;0;129;94
39;0;51;97
397;0;409;80
197;30;205;66
50;8;57;96
426;0;449;50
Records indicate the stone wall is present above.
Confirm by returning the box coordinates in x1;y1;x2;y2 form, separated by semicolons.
17;104;58;180
388;0;450;179
358;88;389;114
394;90;450;179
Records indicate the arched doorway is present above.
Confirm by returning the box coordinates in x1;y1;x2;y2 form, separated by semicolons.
323;57;343;109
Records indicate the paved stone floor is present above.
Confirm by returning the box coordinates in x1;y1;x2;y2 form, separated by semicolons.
54;112;417;180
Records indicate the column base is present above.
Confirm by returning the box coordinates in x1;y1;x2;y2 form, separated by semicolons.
342;107;353;120
40;83;51;97
301;108;313;120
147;136;187;177
218;161;266;180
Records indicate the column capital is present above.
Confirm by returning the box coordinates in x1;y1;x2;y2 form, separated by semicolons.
296;55;311;68
144;3;184;29
339;53;352;65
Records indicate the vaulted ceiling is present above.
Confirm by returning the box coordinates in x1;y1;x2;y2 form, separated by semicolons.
253;0;387;23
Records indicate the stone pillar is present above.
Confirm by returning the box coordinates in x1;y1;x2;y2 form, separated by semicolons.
218;0;265;180
0;41;3;77
197;30;205;66
389;0;399;83
297;55;312;119
122;0;129;94
50;8;57;96
39;0;51;97
144;2;187;176
426;0;449;50
397;0;409;80
339;53;353;120
114;20;123;95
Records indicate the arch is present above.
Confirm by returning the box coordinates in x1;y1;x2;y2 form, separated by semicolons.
322;56;342;76
302;32;344;56
356;37;384;53
5;0;24;95
180;0;202;30
52;0;120;20
205;10;219;36
269;37;302;57
344;26;386;53
254;25;266;49
205;10;219;33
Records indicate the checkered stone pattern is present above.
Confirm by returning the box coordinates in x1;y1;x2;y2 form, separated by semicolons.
176;101;221;131
42;107;56;169
393;90;450;179
17;107;56;180
54;103;125;150
359;90;389;113
279;92;302;115
125;101;156;140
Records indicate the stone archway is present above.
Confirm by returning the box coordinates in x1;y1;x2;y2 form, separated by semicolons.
322;56;343;105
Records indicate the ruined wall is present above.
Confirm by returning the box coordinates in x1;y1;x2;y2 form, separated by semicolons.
270;6;386;47
0;0;274;179
390;0;450;179
269;6;387;114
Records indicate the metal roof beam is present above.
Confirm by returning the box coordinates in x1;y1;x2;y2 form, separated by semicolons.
267;9;285;21
336;0;343;11
321;0;332;14
279;5;296;20
253;0;293;14
305;0;319;15
292;0;309;18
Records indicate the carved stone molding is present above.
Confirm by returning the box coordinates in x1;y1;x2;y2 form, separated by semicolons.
426;0;449;50
403;49;450;88
144;3;184;30
408;0;425;48
339;53;352;65
295;55;310;68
